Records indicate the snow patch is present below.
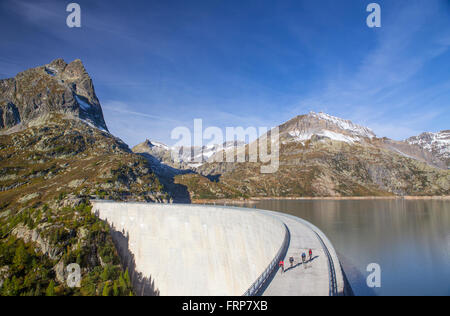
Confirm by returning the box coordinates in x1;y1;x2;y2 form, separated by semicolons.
309;111;376;139
187;162;204;168
44;67;57;77
148;140;170;151
288;130;313;142
202;150;216;158
288;129;359;144
320;130;360;143
80;118;108;133
74;95;92;111
389;147;415;160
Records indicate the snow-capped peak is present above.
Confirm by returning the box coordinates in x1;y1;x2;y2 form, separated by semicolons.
282;112;377;145
406;130;450;159
144;139;170;150
308;112;376;139
174;141;246;167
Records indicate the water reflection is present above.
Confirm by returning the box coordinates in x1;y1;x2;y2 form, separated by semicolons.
239;199;450;296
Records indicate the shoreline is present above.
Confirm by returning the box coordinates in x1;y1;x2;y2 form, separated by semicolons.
192;195;450;204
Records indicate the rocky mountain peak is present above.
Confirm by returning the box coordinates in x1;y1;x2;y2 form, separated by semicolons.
133;139;171;156
45;58;67;75
406;130;450;168
61;59;88;80
143;139;153;147
145;139;170;150
43;58;87;79
279;111;376;144
0;59;108;132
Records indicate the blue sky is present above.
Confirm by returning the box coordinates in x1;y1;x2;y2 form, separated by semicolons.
0;0;449;146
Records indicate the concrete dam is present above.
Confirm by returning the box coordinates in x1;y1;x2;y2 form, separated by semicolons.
91;201;345;296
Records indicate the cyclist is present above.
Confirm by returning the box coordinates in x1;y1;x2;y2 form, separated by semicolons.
279;260;285;274
289;256;294;268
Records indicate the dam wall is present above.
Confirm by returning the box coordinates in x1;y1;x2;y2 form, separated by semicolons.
91;202;287;296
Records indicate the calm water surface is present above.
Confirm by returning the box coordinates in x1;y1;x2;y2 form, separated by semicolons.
236;199;450;296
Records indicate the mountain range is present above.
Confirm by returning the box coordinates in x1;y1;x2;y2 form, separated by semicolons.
132;139;246;169
135;112;449;200
134;112;449;170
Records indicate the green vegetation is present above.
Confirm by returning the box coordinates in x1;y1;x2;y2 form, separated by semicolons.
0;203;134;296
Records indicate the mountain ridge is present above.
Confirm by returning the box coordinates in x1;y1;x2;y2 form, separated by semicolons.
132;139;246;169
135;111;448;171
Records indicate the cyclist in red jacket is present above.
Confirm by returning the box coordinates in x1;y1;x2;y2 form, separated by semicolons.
279;260;285;274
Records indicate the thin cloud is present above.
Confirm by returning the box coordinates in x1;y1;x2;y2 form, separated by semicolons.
3;0;61;23
103;101;182;124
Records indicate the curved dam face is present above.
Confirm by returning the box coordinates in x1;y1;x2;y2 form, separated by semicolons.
92;202;287;296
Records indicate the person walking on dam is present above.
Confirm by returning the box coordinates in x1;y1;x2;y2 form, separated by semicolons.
279;260;285;274
302;252;306;264
309;249;313;262
289;256;294;268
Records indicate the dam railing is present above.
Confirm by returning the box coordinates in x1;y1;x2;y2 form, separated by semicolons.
311;230;338;296
243;223;290;296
